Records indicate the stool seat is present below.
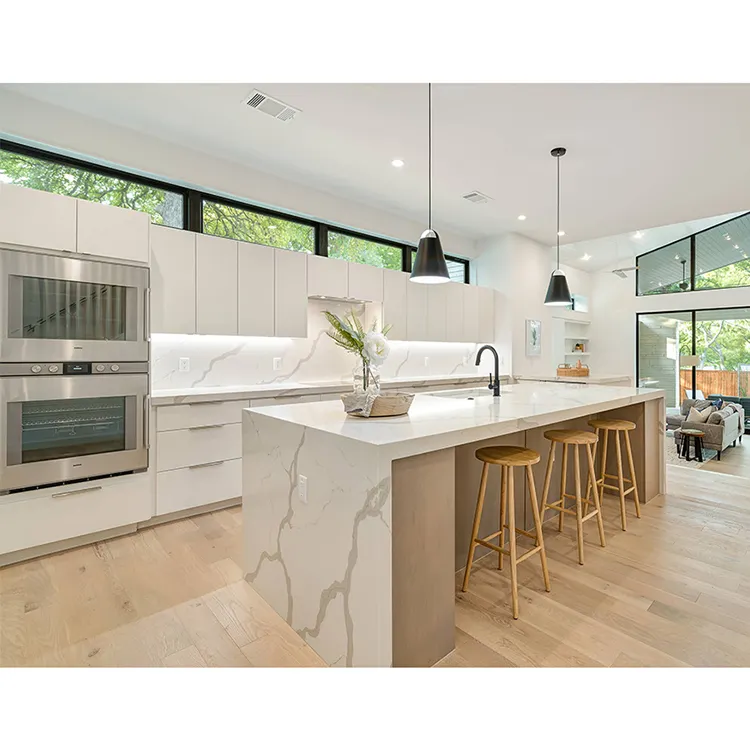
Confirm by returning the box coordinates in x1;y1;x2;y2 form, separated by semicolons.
475;445;540;466
588;418;636;431
543;429;598;445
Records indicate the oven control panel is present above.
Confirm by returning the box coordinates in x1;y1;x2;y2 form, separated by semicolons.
0;362;148;377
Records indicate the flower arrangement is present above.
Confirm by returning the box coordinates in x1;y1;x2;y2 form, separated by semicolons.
323;309;391;392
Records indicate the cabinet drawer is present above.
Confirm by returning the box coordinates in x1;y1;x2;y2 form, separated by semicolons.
157;400;249;432
0;473;152;556
249;395;320;407
157;423;242;472
156;458;242;516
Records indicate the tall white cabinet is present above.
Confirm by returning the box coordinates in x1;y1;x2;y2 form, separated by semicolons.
275;248;308;338
196;234;238;335
150;225;196;334
382;269;408;340
77;199;150;263
238;242;275;337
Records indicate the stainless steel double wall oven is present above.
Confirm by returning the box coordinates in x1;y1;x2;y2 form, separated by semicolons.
0;247;150;493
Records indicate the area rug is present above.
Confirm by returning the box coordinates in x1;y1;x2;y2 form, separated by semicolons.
665;429;718;468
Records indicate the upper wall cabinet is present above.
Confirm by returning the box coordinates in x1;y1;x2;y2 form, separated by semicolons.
426;285;448;342
462;284;480;343
238;242;275;337
445;282;465;343
77;199;150;263
196;234;238;335
477;285;495;344
151;225;196;334
348;262;383;303
0;183;77;252
307;254;348;299
406;281;428;342
382;269;408;340
275;249;308;338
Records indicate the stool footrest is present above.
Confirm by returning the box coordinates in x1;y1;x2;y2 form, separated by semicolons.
517;546;542;564
475;539;543;564
600;483;636;496
600;473;634;485
581;509;600;522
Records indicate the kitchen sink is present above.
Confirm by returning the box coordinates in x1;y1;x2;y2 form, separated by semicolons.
430;387;498;400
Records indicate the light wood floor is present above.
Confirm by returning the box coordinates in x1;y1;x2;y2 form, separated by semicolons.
3;465;750;667
696;437;750;480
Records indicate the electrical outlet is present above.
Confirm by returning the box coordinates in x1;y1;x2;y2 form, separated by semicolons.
273;357;282;371
299;475;308;504
178;357;190;372
424;356;430;368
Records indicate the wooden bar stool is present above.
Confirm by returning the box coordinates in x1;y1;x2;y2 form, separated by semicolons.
462;445;550;619
539;430;606;565
586;418;641;531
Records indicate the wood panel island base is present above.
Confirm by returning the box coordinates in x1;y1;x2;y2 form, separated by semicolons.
242;382;665;667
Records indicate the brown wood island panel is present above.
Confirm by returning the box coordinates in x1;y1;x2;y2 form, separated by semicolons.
391;447;456;667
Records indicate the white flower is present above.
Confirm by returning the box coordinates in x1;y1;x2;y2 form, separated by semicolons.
363;331;390;366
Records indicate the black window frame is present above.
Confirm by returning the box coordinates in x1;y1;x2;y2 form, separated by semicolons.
0;138;190;230
635;212;750;297
0;139;472;281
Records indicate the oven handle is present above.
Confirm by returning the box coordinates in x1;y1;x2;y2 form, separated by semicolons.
143;395;151;449
52;485;103;499
144;288;151;342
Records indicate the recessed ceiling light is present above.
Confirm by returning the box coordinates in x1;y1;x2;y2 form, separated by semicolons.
633;231;643;239
557;230;565;237
517;214;527;221
726;236;732;241
675;254;680;260
391;159;405;168
581;253;591;261
735;244;740;249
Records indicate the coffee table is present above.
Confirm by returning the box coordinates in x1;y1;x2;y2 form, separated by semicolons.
679;428;705;462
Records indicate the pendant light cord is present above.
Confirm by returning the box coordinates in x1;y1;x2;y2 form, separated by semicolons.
556;152;560;270
428;82;432;230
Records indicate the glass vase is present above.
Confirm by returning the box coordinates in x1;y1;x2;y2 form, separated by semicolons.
353;357;381;394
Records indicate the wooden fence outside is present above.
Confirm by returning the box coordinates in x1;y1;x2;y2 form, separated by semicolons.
678;369;750;398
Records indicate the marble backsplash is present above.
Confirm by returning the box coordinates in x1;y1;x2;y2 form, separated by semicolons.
152;299;482;390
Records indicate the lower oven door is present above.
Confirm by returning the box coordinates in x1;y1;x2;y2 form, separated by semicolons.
0;374;149;492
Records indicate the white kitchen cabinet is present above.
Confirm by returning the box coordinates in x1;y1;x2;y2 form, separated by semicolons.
274;249;308;338
478;285;495;344
196;234;238;335
157;422;242;472
307;254;348;299
150;225;196;334
426;284;448;342
382;269;408;340
0;473;152;557
348;262;383;302
0;183;77;252
462;284;480;343
157;399;248;432
238;242;275;337
77;198;150;263
445;282;465;342
406;281;428;341
156;458;242;516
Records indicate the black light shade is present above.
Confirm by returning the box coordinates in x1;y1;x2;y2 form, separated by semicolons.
410;229;450;284
544;269;572;306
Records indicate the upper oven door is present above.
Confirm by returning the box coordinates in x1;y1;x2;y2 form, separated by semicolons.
0;371;149;493
0;248;149;362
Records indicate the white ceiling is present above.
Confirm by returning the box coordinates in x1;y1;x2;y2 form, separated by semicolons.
4;83;750;250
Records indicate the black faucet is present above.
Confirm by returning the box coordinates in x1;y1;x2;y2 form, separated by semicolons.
475;345;500;396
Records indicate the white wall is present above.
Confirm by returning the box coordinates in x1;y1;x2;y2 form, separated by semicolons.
0;88;478;259
474;232;593;377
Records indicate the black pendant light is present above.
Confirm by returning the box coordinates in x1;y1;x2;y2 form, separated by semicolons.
544;146;573;306
410;82;450;284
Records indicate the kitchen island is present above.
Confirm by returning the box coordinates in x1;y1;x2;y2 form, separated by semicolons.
242;381;665;667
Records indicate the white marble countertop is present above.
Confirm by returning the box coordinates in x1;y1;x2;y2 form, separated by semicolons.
151;373;496;406
246;381;665;452
515;374;631;385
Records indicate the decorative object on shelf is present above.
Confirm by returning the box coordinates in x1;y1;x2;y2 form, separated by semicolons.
410;82;450;285
525;319;542;356
574;341;585;352
557;360;590;377
323;309;411;417
544;146;573;306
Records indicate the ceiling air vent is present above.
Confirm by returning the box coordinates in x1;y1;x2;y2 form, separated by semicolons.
244;89;301;122
462;190;492;204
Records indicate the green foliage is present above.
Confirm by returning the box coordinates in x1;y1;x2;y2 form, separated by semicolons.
328;231;401;270
0;150;183;227
203;200;314;253
323;309;390;356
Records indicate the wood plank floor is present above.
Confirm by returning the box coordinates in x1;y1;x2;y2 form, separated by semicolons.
695;436;750;479
2;463;750;667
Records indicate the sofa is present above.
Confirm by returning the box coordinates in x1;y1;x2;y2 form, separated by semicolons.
666;398;744;460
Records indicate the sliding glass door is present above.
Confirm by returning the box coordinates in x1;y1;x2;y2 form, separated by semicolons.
638;307;750;406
